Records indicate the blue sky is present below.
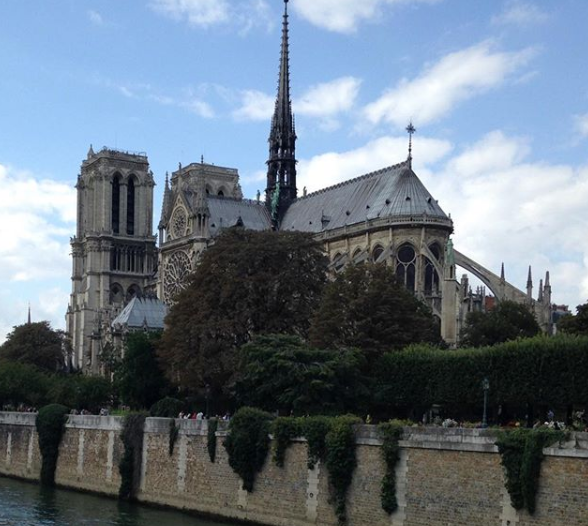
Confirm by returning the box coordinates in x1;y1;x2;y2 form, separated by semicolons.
1;0;588;341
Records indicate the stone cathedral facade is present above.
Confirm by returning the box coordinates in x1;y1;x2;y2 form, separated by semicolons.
66;1;553;373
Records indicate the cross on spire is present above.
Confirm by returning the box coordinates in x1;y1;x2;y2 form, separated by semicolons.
406;121;416;163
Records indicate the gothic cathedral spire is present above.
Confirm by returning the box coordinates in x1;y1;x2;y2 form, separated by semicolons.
266;0;297;226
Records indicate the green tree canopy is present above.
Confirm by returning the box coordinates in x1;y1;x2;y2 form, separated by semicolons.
460;300;541;347
309;263;442;358
236;334;369;416
116;332;169;409
158;229;328;395
557;301;588;336
0;321;67;372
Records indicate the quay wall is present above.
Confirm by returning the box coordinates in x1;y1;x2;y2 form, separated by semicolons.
1;412;588;526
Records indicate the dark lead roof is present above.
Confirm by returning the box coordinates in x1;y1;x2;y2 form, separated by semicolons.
280;160;451;233
207;196;272;235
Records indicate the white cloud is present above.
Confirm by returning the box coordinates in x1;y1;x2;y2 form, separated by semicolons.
292;0;440;34
297;134;452;192
234;76;362;123
296;77;362;117
492;1;549;27
575;113;588;138
233;90;275;121
181;98;215;118
150;0;229;28
150;0;273;32
431;131;588;308
364;41;535;127
88;10;104;25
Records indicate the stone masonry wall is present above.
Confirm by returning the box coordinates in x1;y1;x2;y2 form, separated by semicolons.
2;412;588;526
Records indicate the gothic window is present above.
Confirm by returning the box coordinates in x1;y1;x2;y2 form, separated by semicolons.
112;175;121;234
372;245;384;263
127;284;141;301
163;250;192;303
425;243;441;295
396;243;416;291
127;177;135;235
110;283;123;304
217;189;225;197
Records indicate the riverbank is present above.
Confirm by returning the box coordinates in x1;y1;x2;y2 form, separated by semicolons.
2;412;588;525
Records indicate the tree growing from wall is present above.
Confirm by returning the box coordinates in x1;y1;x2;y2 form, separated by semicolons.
158;229;328;396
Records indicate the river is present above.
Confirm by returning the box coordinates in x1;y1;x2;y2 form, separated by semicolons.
0;476;244;526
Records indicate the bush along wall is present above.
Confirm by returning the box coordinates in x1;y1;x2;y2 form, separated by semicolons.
36;404;69;486
223;407;273;492
118;412;147;500
207;417;218;463
378;421;405;514
374;335;588;418
496;428;566;514
271;415;360;525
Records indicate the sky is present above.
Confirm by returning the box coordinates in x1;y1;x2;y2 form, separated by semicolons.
1;0;588;342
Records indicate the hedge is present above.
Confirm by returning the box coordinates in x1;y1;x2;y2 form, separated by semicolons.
374;335;588;414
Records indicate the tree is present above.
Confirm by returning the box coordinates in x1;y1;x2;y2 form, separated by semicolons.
557;301;588;336
460;300;540;347
309;263;442;359
236;334;369;416
0;321;66;372
158;229;328;395
116;332;169;409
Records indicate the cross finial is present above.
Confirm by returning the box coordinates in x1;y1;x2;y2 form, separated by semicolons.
406;121;416;163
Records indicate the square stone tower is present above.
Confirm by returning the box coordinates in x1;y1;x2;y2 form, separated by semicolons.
66;147;157;373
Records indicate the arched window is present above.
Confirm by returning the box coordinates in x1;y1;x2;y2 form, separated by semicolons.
372;245;384;263
126;284;141;301
396;243;416;291
127;177;135;235
424;257;440;294
110;283;124;304
112;175;121;234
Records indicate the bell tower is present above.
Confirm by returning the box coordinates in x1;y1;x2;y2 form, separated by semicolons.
66;147;157;373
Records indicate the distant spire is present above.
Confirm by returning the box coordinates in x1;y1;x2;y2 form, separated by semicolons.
500;262;505;281
266;0;297;224
406;122;416;165
87;144;95;157
201;154;204;164
527;265;533;285
27;303;31;325
526;265;533;302
545;270;551;288
538;279;544;301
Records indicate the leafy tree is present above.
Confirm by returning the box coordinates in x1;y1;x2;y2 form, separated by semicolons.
237;334;369;416
460;300;540;347
309;263;441;359
158;229;328;395
0;360;51;408
116;332;169;409
557;301;588;336
0;321;66;372
49;374;112;413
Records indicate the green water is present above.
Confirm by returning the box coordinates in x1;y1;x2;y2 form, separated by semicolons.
0;476;243;526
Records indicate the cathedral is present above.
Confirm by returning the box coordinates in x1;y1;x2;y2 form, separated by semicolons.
66;0;553;373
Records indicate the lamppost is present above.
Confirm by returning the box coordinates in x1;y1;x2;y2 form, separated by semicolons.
482;377;490;428
205;384;211;418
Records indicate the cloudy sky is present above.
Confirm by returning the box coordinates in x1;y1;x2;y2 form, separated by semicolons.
1;0;587;342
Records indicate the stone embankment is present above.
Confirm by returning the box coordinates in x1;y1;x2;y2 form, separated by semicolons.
1;412;588;526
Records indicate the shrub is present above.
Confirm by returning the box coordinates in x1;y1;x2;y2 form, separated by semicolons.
36;404;69;486
207;417;218;463
223;407;273;492
378;421;405;514
118;412;147;500
272;417;302;467
150;397;184;418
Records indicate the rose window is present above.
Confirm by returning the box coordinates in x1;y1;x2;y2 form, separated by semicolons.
163;250;191;303
171;208;187;239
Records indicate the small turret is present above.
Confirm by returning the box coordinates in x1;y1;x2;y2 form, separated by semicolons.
526;265;533;304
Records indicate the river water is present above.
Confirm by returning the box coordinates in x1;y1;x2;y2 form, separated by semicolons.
0;476;243;526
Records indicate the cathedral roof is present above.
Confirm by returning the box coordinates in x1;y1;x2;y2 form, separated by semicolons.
207;196;272;235
112;297;167;330
280;160;452;233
